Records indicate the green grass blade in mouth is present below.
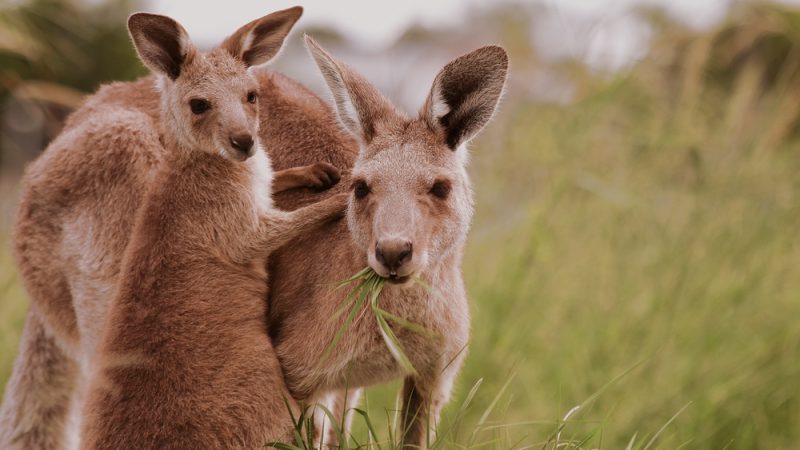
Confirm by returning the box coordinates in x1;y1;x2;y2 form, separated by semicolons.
375;307;439;340
333;266;373;290
373;303;416;375
321;280;370;361
367;276;418;375
325;266;434;374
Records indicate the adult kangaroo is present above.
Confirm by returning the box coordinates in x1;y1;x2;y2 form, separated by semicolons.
266;38;508;448
0;7;344;449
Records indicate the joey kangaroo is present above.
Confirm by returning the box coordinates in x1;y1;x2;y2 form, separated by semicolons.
0;7;342;450
266;38;508;448
79;13;347;449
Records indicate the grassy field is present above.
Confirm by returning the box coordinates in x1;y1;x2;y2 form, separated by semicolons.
456;88;800;448
2;8;800;450
349;59;800;448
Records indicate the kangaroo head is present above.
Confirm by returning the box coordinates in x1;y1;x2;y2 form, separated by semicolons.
306;37;508;283
127;7;302;161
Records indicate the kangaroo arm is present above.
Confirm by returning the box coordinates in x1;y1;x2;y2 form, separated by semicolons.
272;162;341;194
246;193;348;258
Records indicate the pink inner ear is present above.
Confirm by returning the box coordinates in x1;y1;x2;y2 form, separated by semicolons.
129;14;189;80
244;20;285;64
219;7;302;67
428;46;508;150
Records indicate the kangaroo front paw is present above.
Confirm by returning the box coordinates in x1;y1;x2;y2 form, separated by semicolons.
306;162;341;191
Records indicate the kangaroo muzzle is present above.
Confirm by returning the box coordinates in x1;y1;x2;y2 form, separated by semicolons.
229;132;254;158
375;239;412;276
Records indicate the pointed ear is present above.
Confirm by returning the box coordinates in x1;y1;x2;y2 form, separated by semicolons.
304;35;400;143
128;13;194;80
220;6;303;68
421;46;508;150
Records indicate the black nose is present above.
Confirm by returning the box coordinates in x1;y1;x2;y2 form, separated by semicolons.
375;240;412;275
230;133;254;154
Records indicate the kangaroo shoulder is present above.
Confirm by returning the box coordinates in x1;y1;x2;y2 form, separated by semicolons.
64;76;160;129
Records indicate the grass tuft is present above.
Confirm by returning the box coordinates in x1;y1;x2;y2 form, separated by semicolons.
323;267;437;375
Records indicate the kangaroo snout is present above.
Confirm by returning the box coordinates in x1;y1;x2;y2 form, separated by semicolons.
375;239;412;277
229;132;254;157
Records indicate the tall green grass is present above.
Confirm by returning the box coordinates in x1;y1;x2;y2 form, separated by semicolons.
320;31;800;446
0;233;26;386
451;45;800;447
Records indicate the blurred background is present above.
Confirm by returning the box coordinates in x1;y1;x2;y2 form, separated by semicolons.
2;0;800;447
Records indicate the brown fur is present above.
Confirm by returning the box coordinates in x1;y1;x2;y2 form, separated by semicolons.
1;74;173;447
266;38;508;448
81;10;350;449
0;11;507;450
81;149;345;449
0;315;79;450
0;7;344;450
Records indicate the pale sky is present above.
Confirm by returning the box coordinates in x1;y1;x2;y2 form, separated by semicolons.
144;0;800;79
144;0;755;49
147;0;478;49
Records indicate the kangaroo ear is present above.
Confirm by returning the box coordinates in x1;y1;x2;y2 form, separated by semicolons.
305;35;399;143
421;46;508;150
220;6;303;68
128;13;194;80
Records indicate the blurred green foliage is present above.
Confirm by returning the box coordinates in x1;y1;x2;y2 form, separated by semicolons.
0;0;145;169
352;4;800;448
1;1;800;448
0;0;145;97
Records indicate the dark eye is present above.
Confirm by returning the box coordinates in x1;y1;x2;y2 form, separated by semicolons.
247;91;257;104
430;180;451;199
189;98;211;115
353;180;370;199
